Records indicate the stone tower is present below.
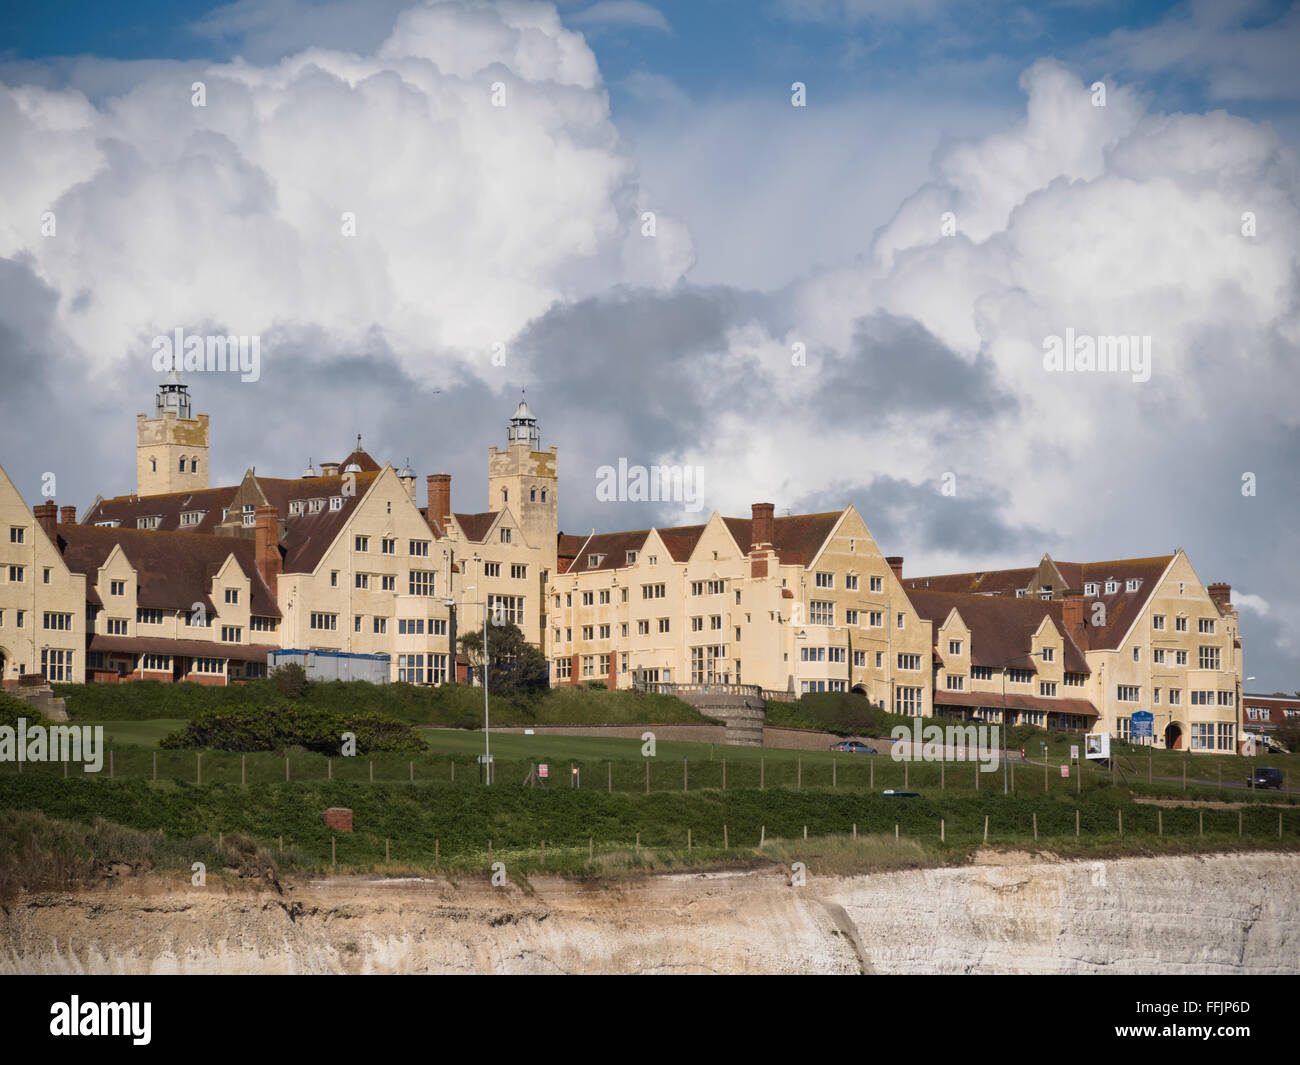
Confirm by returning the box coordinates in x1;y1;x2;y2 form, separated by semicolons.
488;392;557;566
137;371;210;496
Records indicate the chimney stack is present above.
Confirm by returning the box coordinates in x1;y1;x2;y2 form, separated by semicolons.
253;504;282;596
886;556;904;582
1208;582;1232;612
428;474;452;533
749;502;774;579
60;505;76;525
1061;590;1087;651
750;502;774;550
320;460;340;477
33;502;57;540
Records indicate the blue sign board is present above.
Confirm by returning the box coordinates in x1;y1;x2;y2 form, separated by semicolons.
1130;711;1154;739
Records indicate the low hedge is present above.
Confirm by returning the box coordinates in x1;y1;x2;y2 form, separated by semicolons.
159;704;426;755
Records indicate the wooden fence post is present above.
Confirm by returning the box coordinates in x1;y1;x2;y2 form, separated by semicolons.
803;824;807;840
984;815;989;842
853;823;857;840
895;824;899;841
760;825;765;847
386;838;390;862
1118;809;1123;837
285;756;290;782
589;837;593;861
1158;810;1163;836
1199;810;1204;837
369;760;373;783
687;828;692;852
328;759;332;780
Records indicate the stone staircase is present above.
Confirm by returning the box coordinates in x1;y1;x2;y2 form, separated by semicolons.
8;682;69;721
673;690;766;747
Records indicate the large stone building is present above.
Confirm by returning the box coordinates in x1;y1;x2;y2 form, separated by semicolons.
903;552;1245;753
0;373;1250;752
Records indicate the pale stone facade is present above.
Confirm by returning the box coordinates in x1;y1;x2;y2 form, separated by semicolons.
0;468;87;686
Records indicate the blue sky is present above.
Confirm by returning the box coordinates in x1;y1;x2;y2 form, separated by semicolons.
1;0;1298;688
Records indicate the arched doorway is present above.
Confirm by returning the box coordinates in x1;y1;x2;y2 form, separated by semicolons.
851;684;868;697
1164;722;1183;750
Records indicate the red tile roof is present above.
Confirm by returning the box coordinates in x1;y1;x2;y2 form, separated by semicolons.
84;485;238;535
933;689;1099;719
89;634;278;664
905;588;1089;674
453;512;500;543
55;526;280;617
279;473;380;573
907;554;1174;651
722;512;841;567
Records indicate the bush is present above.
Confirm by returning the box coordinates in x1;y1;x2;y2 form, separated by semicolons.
270;663;309;699
0;691;50;729
159;703;426;755
586;681;607;690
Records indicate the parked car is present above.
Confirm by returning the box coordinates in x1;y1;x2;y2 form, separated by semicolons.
881;789;921;798
1246;767;1284;790
830;740;877;754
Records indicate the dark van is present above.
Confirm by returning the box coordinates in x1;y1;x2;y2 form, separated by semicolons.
1247;767;1284;790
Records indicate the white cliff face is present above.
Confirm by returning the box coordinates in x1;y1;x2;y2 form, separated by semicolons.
2;853;1297;975
825;852;1300;974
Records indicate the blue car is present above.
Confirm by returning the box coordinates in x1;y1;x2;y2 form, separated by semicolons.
830;741;877;754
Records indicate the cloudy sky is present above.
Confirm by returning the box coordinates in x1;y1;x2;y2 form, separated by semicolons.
0;0;1297;689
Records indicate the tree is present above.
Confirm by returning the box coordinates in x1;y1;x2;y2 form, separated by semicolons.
458;621;549;694
270;662;309;698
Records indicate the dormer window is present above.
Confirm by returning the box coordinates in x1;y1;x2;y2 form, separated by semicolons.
588;553;605;568
626;550;637;565
309;499;323;513
329;496;343;511
1105;580;1119;594
136;515;161;530
1015;589;1026;598
289;501;303;516
1084;582;1097;595
1126;578;1140;592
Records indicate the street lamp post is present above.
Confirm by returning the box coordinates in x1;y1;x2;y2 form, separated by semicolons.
1002;650;1048;795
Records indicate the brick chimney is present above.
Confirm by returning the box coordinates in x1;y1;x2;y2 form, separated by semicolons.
60;505;76;525
33;501;57;539
749;502;774;578
428;474;452;532
886;556;904;582
253;504;281;595
1061;590;1088;651
1208;582;1231;612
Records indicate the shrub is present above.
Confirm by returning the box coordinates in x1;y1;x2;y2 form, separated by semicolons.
270;663;309;699
0;691;50;729
159;703;426;754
